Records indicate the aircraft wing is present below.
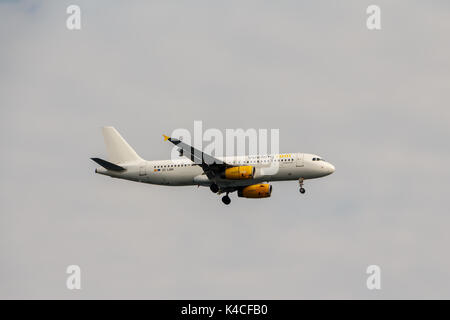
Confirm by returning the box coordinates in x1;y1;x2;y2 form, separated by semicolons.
163;134;232;179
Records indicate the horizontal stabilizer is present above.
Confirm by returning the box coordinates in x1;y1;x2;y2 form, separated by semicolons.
91;158;126;172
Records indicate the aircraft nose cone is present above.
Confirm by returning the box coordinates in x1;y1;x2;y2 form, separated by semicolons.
328;163;335;174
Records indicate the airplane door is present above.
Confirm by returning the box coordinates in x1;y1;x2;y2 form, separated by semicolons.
139;166;147;176
296;153;304;167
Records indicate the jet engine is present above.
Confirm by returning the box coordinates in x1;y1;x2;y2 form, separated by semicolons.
238;184;272;198
223;166;255;180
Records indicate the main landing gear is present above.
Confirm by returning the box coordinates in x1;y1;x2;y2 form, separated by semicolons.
222;193;231;205
210;183;219;193
299;178;306;194
210;183;231;205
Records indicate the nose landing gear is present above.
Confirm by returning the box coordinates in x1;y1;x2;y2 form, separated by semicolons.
299;178;306;194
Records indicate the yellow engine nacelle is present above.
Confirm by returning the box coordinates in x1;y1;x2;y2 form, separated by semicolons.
224;166;255;180
238;184;272;198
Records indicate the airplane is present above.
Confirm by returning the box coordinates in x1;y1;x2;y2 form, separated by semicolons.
91;127;335;205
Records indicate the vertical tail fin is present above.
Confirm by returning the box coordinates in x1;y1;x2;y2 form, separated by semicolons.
102;127;143;164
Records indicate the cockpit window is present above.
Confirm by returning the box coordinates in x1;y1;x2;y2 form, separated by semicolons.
312;157;324;161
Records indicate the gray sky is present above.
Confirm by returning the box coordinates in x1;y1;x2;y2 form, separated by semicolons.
1;0;450;299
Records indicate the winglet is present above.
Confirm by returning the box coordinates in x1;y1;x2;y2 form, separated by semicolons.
163;134;170;141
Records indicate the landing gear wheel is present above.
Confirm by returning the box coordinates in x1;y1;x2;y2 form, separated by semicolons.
210;183;219;193
299;178;305;194
222;195;231;205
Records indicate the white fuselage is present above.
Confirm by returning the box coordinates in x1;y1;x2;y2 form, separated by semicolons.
95;153;335;188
